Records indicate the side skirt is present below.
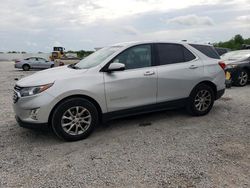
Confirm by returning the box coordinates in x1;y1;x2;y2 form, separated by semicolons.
102;98;188;122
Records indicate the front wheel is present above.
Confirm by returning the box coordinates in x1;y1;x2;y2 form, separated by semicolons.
186;84;215;116
51;98;99;141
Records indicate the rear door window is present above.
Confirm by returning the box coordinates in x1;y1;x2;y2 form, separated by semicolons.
190;44;220;59
156;43;196;65
183;47;196;61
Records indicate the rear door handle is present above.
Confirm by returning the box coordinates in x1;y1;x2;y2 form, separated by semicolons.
189;65;198;69
144;71;155;76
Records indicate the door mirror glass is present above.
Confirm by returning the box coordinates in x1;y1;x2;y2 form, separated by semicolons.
107;63;125;72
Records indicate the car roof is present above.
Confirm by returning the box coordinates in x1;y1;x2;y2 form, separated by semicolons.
223;49;250;54
111;41;213;48
26;57;45;59
233;49;250;52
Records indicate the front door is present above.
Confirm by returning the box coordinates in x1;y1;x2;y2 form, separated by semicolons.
32;58;41;68
104;44;157;112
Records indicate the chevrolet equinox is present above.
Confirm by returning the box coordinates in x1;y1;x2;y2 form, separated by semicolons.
13;42;226;141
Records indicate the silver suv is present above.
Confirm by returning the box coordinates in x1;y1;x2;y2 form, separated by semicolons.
13;42;226;141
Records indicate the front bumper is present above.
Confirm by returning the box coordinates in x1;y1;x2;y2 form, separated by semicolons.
15;116;49;131
12;91;56;124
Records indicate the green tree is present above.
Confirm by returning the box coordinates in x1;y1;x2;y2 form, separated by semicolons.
234;34;244;44
66;50;94;58
214;34;250;50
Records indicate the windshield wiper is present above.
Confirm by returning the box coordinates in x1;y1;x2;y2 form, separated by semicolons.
68;63;80;69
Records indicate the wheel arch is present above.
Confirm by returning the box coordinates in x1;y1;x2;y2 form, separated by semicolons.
48;94;103;125
22;64;30;68
242;66;250;75
190;80;217;98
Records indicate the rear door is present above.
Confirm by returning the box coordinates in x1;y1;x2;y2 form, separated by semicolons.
104;44;157;112
155;43;204;102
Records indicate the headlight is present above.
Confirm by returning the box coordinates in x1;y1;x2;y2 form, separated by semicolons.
226;64;238;69
19;83;53;97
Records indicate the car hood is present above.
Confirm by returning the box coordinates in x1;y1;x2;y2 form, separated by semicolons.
16;66;88;87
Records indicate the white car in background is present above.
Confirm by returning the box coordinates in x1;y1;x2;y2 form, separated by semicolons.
13;41;225;141
14;57;54;71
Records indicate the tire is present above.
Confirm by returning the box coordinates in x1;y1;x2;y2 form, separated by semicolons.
50;64;54;68
51;98;99;141
186;84;215;116
235;69;248;87
225;79;232;88
22;64;30;71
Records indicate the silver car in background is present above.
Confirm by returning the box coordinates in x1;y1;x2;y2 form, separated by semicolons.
14;57;54;71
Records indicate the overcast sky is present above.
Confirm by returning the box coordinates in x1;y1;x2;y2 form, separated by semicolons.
0;0;250;52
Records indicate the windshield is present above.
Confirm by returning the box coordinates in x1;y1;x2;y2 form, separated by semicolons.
75;46;123;69
221;50;250;61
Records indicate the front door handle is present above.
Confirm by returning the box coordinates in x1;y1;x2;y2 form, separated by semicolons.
189;65;198;69
144;71;155;76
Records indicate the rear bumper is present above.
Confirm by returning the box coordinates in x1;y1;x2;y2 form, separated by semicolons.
216;89;225;100
225;67;243;83
14;64;22;69
16;116;49;131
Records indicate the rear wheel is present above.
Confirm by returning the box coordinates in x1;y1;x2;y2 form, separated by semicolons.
51;98;98;141
50;64;54;68
235;69;248;87
22;64;30;71
186;84;215;116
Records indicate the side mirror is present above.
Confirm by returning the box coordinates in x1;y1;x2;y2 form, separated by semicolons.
107;63;125;72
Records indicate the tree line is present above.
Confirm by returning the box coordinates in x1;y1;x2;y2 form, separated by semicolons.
214;34;250;50
67;50;94;59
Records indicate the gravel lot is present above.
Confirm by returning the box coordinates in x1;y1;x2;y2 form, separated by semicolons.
0;61;249;188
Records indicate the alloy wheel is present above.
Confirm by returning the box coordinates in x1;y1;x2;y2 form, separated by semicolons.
238;71;248;86
61;106;92;135
194;90;212;112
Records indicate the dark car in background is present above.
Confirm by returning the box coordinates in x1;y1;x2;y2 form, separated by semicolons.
222;50;250;86
215;47;231;56
242;44;250;49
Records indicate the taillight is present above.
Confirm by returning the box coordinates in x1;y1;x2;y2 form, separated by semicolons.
218;61;226;70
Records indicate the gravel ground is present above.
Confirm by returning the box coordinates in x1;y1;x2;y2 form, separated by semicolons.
0;61;249;188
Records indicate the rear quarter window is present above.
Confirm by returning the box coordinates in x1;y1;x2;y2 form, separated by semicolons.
190;44;220;59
